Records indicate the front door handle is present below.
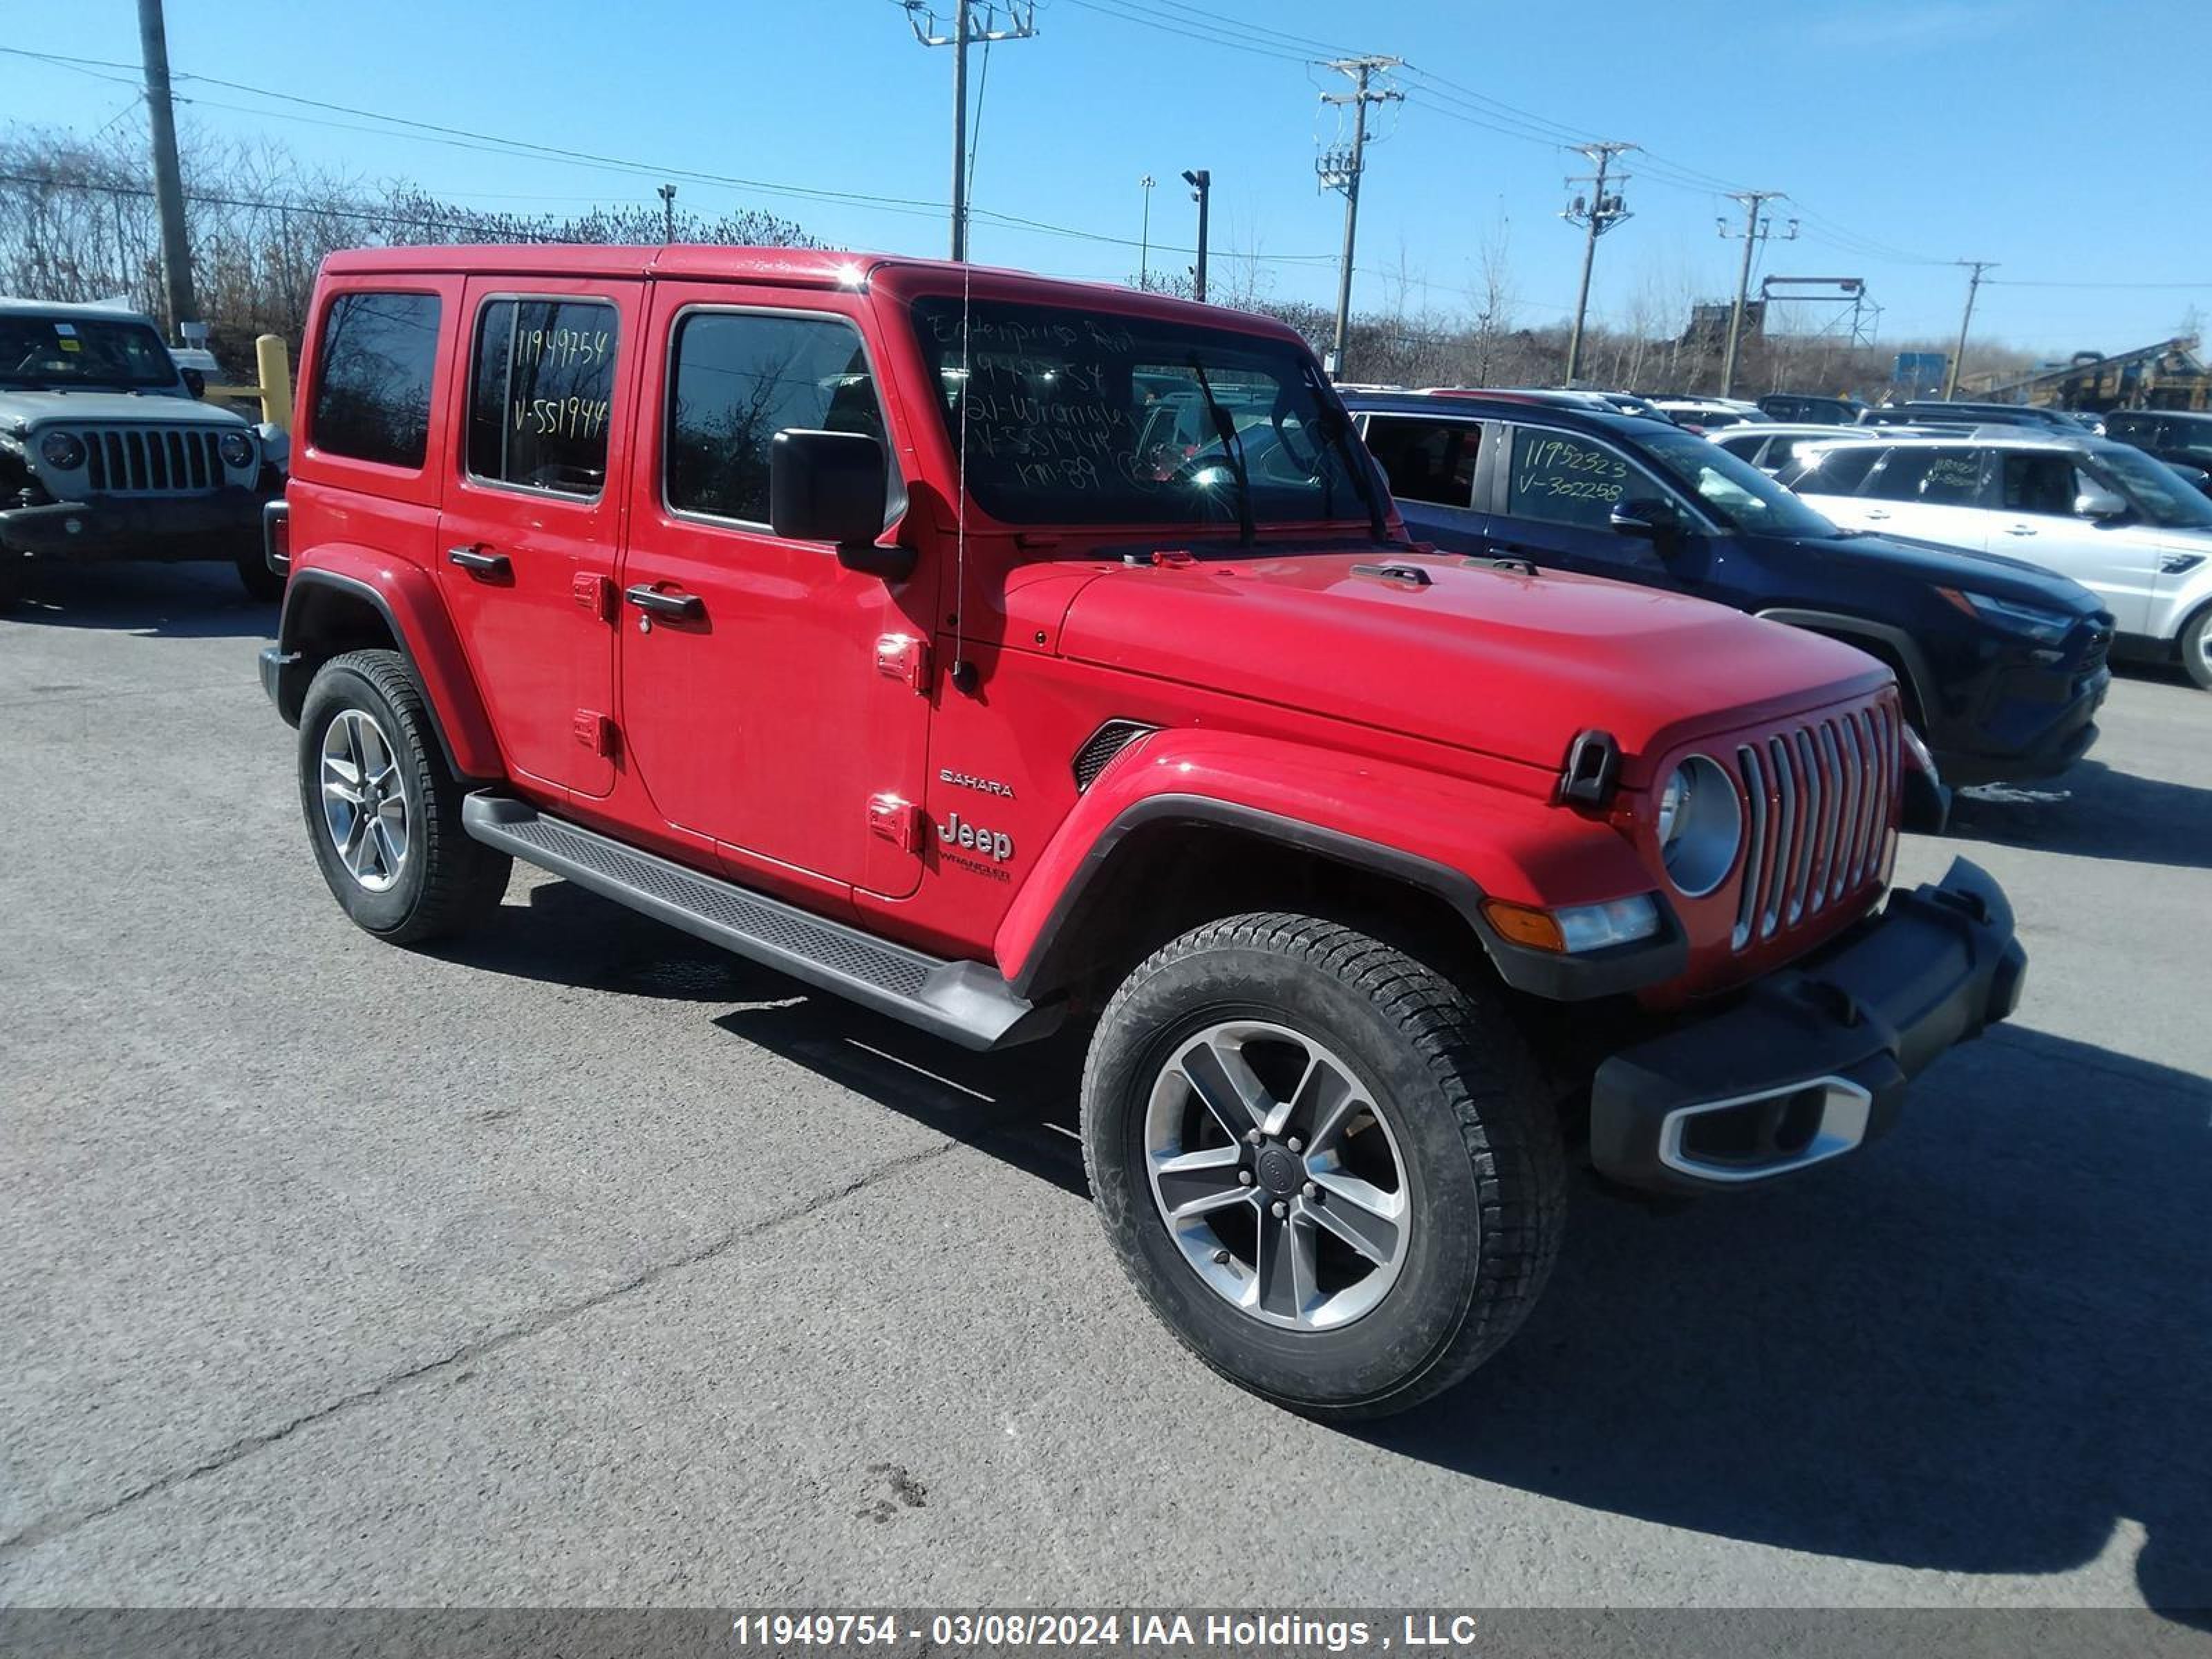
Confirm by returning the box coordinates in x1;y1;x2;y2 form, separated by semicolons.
2005;525;2038;536
624;583;704;621
1864;509;1892;521
447;545;510;575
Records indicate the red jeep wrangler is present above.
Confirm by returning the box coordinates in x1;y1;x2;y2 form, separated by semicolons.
260;246;2025;1417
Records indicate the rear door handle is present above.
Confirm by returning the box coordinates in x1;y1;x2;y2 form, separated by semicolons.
2004;525;2038;536
1864;509;1891;521
447;545;510;575
624;583;704;620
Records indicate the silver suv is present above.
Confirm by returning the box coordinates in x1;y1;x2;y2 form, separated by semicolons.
1779;430;2212;689
0;298;281;607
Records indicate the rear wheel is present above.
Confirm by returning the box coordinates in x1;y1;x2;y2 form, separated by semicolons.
2180;605;2212;691
297;649;510;944
1081;912;1565;1419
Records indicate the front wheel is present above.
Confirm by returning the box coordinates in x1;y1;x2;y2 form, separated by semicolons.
1080;913;1565;1419
297;649;510;944
2181;605;2212;691
236;548;285;602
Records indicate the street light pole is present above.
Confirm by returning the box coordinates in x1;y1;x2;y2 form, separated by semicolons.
658;184;677;244
1182;168;1210;303
1137;174;1154;290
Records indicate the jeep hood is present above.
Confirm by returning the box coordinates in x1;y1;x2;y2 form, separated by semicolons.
3;390;245;429
1052;551;1888;780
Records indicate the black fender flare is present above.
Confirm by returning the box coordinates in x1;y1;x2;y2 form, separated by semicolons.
1755;608;1935;724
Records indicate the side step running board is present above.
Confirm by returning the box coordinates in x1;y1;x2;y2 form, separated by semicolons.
462;794;1058;1051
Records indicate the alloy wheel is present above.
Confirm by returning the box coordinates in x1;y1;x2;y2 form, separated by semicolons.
1143;1019;1412;1331
319;709;409;893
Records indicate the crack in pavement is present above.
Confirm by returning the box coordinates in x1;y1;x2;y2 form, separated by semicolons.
0;1132;988;1562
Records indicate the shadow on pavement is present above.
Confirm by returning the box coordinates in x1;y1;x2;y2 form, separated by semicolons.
4;561;274;639
1952;759;2212;872
448;877;2212;1615
1362;1022;2212;1619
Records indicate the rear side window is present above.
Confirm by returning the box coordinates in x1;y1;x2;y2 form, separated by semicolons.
1503;427;1640;529
1997;452;2090;516
310;292;442;469
1864;447;1985;505
1363;416;1479;507
2104;412;2153;442
666;311;883;525
2159;417;2212;459
467;298;619;497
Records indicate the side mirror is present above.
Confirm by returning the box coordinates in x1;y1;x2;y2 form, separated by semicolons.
1609;497;1681;540
768;429;907;577
2074;485;2129;522
180;368;205;400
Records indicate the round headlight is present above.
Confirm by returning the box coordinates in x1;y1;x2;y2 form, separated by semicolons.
218;431;256;470
1658;755;1742;898
39;431;86;471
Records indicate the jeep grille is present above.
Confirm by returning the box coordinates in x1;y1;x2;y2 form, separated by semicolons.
1730;694;1900;951
71;426;235;495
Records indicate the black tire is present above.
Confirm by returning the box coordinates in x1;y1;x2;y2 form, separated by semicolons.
1080;912;1565;1420
236;549;285;603
2180;604;2212;691
297;649;510;944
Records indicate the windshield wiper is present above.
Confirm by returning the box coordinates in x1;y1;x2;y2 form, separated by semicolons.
1187;358;1255;547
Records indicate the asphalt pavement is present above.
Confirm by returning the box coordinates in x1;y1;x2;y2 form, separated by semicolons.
1;561;2207;1616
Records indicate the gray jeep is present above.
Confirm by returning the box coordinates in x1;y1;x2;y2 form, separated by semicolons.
1;298;283;607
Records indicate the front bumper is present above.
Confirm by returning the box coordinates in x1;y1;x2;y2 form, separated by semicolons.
1589;857;2025;1194
0;489;265;563
1931;636;2111;787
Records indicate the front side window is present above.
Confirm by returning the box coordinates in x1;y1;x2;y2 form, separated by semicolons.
466;298;619;496
909;295;1372;528
1996;452;2085;517
1781;444;1880;494
1863;447;1985;506
311;292;442;469
0;313;180;391
2160;418;2212;460
666;311;885;525
1363;416;1479;507
2092;442;2212;529
1504;428;1644;530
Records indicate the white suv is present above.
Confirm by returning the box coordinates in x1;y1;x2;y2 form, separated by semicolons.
1779;432;2212;688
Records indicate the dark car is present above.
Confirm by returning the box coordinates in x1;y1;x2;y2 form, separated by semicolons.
1860;401;2094;433
1345;393;2113;790
1759;393;1865;425
2101;408;2212;494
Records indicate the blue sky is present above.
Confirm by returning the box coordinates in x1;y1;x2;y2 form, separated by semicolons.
5;0;2207;356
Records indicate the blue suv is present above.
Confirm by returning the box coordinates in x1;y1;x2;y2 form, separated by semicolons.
1342;393;2112;789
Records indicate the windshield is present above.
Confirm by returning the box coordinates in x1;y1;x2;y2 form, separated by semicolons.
1635;427;1844;537
0;313;180;390
910;296;1374;529
2095;442;2212;529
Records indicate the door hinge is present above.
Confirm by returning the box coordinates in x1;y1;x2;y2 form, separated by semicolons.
874;632;932;695
574;710;616;756
867;793;924;854
572;572;616;621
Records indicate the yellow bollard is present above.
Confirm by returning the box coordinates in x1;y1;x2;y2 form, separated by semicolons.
254;333;293;431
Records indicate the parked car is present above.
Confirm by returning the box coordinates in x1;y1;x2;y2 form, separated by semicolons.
1344;391;2113;784
1859;400;2094;434
1779;431;2212;688
0;297;285;606
2102;407;2212;477
1421;388;1676;426
261;243;2028;1418
1758;393;1865;426
1653;397;1772;431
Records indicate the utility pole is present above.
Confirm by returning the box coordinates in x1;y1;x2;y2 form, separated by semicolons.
1717;190;1795;397
1315;56;1403;377
1944;261;1996;400
1137;175;1154;290
902;1;1038;262
658;184;677;243
1182;169;1210;302
135;0;197;344
1561;141;1634;386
